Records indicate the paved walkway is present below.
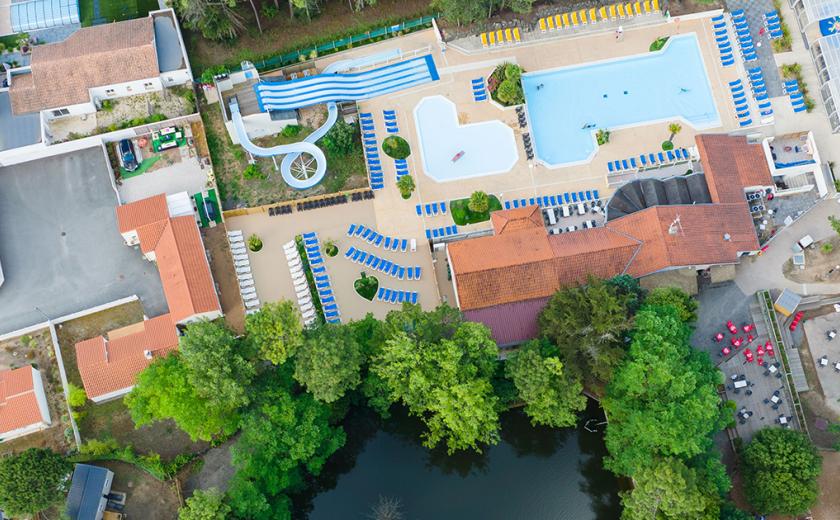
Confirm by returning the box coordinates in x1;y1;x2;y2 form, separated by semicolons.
726;0;784;98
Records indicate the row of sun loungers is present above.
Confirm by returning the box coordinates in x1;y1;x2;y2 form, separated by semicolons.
228;230;260;314
395;158;408;180
537;0;659;34
415;201;447;216
376;287;419;305
296;194;348;212
472;78;487;102
346;224;413;252
284;239;317;326
729;79;753;128
731;9;758;62
383;109;399;134
480;27;522;47
785;79;807;113
747;67;773;123
302;232;341;324
712;15;735;67
503;190;600;210
344;246;422;280
360;112;384;190
426;225;458;239
765;10;783;40
608;148;691;173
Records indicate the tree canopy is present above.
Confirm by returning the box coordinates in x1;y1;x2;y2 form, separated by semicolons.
644;286;698;323
294;323;364;403
505;339;586;428
620;458;719;520
125;354;241;441
742;427;821;516
539;277;635;384
245;301;305;365
0;448;71;517
602;303;724;476
179;488;231;520
370;304;501;453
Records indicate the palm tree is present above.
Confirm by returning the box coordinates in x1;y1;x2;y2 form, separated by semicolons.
668;122;682;141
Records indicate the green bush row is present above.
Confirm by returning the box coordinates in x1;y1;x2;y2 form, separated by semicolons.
74;439;195;481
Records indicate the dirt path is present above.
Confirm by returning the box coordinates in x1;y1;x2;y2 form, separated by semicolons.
812;450;840;520
203;225;246;333
181;436;237;498
99;460;181;519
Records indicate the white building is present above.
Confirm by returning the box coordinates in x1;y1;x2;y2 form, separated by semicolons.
0;365;52;442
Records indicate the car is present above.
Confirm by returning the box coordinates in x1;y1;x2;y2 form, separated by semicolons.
204;199;216;222
566;225;577;232
118;139;139;172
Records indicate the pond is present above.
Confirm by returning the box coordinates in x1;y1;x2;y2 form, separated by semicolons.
295;399;621;519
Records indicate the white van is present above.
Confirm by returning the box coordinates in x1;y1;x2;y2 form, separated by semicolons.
561;205;571;218
546;208;557;225
577;203;586;215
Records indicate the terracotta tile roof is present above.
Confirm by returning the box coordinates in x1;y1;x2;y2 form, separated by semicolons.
0;366;47;435
116;196;221;324
449;226;640;311
75;314;179;400
9;18;159;114
116;194;169;235
606;204;760;277
696;134;774;203
464;297;551;346
490;205;545;235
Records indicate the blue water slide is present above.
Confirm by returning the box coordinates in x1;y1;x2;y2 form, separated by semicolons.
228;50;438;190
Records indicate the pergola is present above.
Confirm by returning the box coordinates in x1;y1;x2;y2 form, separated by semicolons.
812;32;840;132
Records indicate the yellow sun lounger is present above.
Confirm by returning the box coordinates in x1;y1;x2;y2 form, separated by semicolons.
625;3;634;17
480;32;488;47
554;14;563;29
488;31;496;45
618;3;626;17
562;12;570;27
539;17;547;32
571;11;579;26
496;29;504;43
598;6;608;20
547;16;555;29
589;8;598;23
609;4;617;19
504;28;513;43
513;27;521;42
653;0;660;11
643;0;651;14
634;1;642;15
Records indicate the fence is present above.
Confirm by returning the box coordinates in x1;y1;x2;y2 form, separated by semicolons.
222;15;437;75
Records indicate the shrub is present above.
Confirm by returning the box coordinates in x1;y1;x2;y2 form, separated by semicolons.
281;124;302;137
354;273;379;301
662;140;674;151
822;242;834;255
322;118;357;155
247;234;263;252
67;383;87;408
649;36;669;52
382;135;411;159
468;191;490;214
496;79;521;105
504;63;522;82
243;163;265;180
100;99;114;112
397;175;415;199
596;129;610;145
323;240;338;257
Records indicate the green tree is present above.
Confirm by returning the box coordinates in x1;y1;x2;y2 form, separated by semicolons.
322;118;357;155
606;274;645;314
496;79;520;105
620;458;719;520
371;306;500;453
232;377;345;511
431;0;488;25
468;190;490;214
742;427;821;516
246;301;304;365
539;277;634;384
505;340;586;428
294;323;364;403
126;355;240;441
829;215;840;236
67;382;87;408
173;0;244;40
0;448;71;517
179;488;231;520
644;286;698;323
602;304;724;476
719;502;753;520
504;63;522;81
822;242;834;254
668;122;682;141
179;320;254;411
396;174;415;199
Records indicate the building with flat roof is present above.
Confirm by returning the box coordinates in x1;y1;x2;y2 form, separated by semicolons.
0;365;51;442
448;134;773;346
75;314;179;402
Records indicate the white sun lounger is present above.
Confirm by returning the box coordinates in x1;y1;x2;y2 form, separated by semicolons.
231;246;247;254
410;238;417;252
295;287;310;298
241;287;257;297
235;266;251;275
288;257;301;268
244;298;261;309
240;279;255;288
237;273;253;282
245;308;260;315
234;260;250;267
300;302;314;313
227;230;244;238
301;309;316;319
233;254;249;262
283;241;297;251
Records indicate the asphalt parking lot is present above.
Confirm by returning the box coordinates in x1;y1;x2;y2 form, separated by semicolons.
0;146;167;334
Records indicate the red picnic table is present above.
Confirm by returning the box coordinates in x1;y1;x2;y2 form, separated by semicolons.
743;323;755;333
721;346;731;356
727;321;738;334
747;334;755;343
766;342;775;356
756;344;766;356
757;356;765;366
714;332;725;342
731;337;743;347
744;349;754;362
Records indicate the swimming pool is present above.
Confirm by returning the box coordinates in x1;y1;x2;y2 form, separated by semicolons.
413;96;519;183
522;33;720;167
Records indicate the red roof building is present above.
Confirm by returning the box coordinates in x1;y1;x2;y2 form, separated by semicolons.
448;135;766;345
75;314;179;402
0;365;52;441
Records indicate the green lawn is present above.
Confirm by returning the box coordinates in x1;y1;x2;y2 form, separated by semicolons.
450;195;503;226
79;0;159;27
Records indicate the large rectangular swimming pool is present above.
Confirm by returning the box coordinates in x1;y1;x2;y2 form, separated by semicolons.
522;33;720;167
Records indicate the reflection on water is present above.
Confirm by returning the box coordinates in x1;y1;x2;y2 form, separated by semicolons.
293;399;621;520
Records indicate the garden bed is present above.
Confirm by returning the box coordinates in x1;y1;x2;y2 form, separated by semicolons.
450;195;503;225
354;273;379;301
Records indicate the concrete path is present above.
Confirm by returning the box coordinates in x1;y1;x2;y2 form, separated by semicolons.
735;197;840;296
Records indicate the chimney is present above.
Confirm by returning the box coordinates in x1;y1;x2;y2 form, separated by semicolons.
103;340;109;363
143;350;153;360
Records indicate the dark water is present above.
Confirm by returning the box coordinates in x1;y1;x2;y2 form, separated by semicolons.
297;400;621;520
